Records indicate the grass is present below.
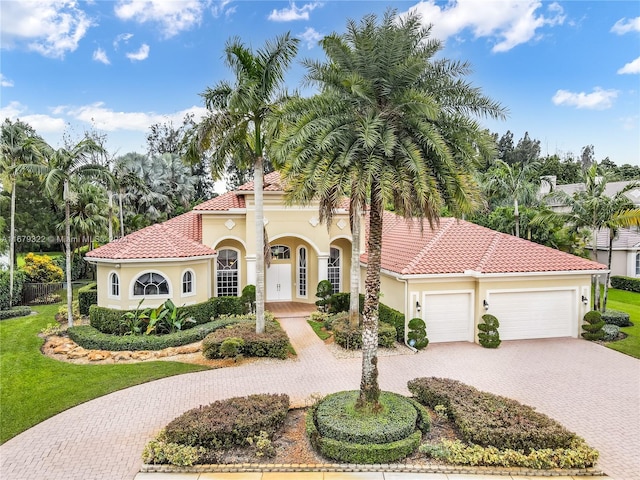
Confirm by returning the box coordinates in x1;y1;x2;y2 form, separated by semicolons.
307;319;332;341
604;288;640;359
0;303;209;444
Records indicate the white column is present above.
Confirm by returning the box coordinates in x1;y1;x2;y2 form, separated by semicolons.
318;254;329;282
246;255;257;285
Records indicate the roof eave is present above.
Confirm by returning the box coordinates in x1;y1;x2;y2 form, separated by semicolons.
86;254;217;265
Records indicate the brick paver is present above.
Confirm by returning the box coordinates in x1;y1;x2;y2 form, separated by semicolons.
1;307;638;480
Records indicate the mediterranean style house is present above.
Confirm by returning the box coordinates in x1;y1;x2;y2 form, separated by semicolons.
86;172;607;344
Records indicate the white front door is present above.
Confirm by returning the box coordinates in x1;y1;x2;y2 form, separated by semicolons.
267;264;292;301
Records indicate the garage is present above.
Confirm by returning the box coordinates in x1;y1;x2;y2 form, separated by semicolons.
487;289;577;341
422;291;473;343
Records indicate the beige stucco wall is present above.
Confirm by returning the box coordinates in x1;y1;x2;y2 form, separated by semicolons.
596;249;639;278
95;258;212;310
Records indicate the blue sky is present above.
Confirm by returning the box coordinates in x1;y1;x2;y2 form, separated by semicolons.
1;0;639;167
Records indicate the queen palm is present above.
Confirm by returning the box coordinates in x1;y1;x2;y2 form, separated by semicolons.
276;10;505;408
187;33;299;334
17;137;111;326
0;119;47;307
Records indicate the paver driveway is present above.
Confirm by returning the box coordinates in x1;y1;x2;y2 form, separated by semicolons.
1;314;638;480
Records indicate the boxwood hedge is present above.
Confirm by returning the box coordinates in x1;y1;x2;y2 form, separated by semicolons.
610;275;640;293
202;318;290;359
78;283;97;315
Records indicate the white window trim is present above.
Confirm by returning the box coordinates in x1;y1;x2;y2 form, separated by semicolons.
130;270;172;300
108;271;120;300
181;269;196;298
635;251;640;277
216;248;241;297
328;246;342;294
297;246;308;299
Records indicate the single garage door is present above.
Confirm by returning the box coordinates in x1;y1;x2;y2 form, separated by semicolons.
488;290;576;341
423;292;473;343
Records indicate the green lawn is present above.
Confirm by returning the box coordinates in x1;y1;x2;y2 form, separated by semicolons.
604;288;640;359
307;319;332;341
0;303;209;444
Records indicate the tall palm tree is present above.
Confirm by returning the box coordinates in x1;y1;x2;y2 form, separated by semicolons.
482;159;543;238
187;33;299;334
275;10;505;408
0;119;47;307
58;180;109;252
17;137;111;326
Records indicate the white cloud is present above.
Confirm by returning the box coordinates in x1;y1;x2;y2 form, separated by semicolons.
299;27;322;49
211;0;236;18
618;56;640;75
268;2;322;22
552;87;619;110
0;101;67;133
620;115;638;131
113;32;134;49
0;74;14;87
402;0;565;53
92;47;110;65
114;0;204;38
611;17;640;35
126;44;150;61
0;0;93;59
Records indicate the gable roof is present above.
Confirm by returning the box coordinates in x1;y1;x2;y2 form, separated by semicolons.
86;212;215;261
362;212;606;276
594;227;640;250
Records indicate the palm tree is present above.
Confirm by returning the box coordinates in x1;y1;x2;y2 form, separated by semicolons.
275;10;505;408
0;119;47;307
482;159;543;238
17;137;111;326
187;33;299;334
60;180;109;252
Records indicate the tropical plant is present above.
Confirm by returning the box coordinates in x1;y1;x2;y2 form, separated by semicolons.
186;33;299;334
16;136;112;326
276;10;504;408
0;119;48;307
315;280;333;312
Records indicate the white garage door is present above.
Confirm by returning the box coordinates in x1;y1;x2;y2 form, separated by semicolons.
423;292;473;343
488;290;576;341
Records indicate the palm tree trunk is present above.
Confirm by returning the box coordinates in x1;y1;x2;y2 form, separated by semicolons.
119;188;125;238
514;198;520;238
64;180;73;328
108;189;113;242
8;177;16;308
358;182;382;410
602;230;614;312
349;197;361;328
254;156;265;334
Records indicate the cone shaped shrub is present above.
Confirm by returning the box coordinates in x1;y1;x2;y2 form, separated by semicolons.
581;310;605;341
478;314;501;348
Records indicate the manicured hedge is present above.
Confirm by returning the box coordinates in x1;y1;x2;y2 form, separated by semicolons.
0;270;26;310
68;317;245;351
601;309;631;327
0;306;32;320
331;315;397;349
408;377;576;452
327;292;405;342
89;296;244;335
610;275;640;293
78;283;97;315
202;319;290;359
163;394;289;449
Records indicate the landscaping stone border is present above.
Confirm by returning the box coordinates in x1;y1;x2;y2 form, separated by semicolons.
140;462;604;476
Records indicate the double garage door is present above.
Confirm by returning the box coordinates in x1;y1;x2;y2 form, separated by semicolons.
422;289;577;343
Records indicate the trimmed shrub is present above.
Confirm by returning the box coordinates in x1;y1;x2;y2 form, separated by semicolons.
241;284;256;313
315;280;333;312
0;306;32;320
327;293;404;342
202;318;290;360
78;283;97;315
143;432;206;466
219;337;244;358
602;324;620;341
163;394;289;449
212;296;244;317
610;275;640;293
0;270;26;310
582;310;605;341
420;438;599;469
601;309;631;327
22;253;63;283
332;314;396;349
68;317;245;351
408;377;576;452
407;317;428;350
477;314;501;348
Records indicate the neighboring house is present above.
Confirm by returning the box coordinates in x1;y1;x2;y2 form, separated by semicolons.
87;172;606;344
542;176;640;278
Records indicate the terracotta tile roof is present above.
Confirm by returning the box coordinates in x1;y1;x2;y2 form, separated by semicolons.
237;171;284;191
193;191;246;211
362;212;606;275
86;212;215;260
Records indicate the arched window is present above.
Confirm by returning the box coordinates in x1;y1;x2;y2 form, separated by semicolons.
271;245;291;259
217;249;239;296
298;247;307;297
134;272;169;296
182;270;193;295
109;272;120;298
328;247;341;294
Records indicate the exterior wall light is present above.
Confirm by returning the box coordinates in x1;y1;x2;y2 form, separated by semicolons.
483;299;489;310
415;301;421;313
581;295;588;305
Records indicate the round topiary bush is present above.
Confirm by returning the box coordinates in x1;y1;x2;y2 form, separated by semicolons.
478;314;501;348
602;324;620;341
407;317;429;350
582;310;605;341
306;390;428;464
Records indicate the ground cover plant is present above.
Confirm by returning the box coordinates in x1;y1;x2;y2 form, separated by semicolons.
604;288;640;358
408;377;598;469
0;303;208;444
